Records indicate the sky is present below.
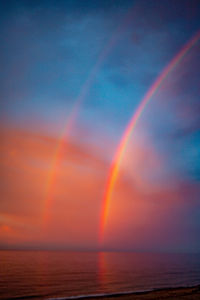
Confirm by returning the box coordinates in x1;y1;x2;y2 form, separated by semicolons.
0;0;200;252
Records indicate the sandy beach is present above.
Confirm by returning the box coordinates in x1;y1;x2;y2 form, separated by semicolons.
89;285;200;300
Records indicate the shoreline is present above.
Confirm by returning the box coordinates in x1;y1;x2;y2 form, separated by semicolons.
88;285;200;300
50;285;200;300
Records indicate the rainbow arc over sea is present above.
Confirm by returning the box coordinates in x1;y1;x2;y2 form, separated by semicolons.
99;30;200;245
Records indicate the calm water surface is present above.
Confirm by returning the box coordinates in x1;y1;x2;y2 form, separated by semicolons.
0;251;200;299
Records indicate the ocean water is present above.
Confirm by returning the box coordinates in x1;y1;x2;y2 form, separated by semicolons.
0;251;200;300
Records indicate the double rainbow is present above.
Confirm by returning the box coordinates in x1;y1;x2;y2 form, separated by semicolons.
99;30;200;245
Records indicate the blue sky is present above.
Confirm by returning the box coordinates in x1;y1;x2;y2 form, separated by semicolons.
1;0;199;170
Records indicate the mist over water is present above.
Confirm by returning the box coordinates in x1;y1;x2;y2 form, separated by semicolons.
0;251;200;299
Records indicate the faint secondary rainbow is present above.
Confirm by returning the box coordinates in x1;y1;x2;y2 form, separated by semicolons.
43;100;81;224
99;30;200;245
43;6;136;225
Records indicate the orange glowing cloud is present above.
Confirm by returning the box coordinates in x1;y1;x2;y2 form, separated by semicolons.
1;123;198;251
0;125;108;248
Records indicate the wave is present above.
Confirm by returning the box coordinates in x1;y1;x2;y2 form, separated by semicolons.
48;290;152;300
48;284;200;300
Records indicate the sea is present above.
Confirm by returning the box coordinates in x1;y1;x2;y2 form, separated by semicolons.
0;251;200;300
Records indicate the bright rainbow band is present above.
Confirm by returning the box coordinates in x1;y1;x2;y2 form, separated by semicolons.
99;31;200;245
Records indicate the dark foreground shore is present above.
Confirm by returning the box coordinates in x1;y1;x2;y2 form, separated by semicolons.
88;285;200;300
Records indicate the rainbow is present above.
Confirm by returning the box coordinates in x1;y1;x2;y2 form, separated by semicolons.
43;7;136;224
43;100;81;224
99;30;200;245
